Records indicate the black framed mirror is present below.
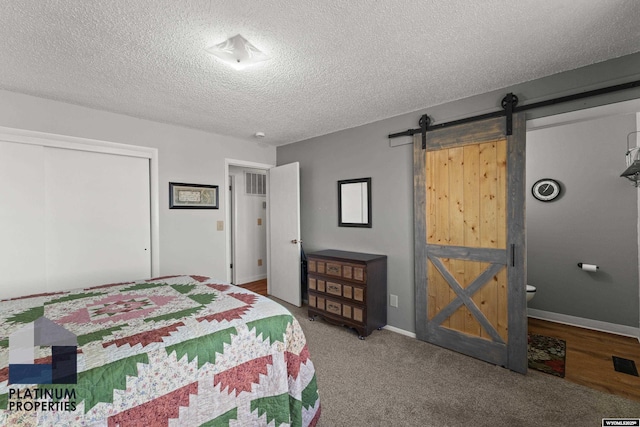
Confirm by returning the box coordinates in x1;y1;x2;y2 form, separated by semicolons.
338;177;372;228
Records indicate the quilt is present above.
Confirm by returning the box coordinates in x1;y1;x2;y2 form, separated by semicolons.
0;275;321;426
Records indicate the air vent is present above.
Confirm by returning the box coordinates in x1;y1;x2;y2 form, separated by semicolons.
245;172;266;196
612;356;639;376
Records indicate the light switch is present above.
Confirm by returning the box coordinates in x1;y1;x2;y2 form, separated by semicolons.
217;220;224;231
257;218;262;226
390;294;398;308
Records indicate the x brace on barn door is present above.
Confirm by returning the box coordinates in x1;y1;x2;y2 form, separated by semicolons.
390;79;640;149
428;255;506;343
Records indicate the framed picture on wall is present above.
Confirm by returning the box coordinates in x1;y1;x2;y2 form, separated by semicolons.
169;182;219;209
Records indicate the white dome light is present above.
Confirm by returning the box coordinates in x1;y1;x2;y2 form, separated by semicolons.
205;34;269;70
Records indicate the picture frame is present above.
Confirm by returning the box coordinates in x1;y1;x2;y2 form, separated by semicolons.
169;182;219;209
338;177;372;228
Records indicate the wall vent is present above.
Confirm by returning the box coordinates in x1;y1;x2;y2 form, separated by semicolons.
245;172;266;196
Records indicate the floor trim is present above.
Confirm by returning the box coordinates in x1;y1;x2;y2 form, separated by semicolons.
383;325;417;339
528;308;640;340
385;311;640;342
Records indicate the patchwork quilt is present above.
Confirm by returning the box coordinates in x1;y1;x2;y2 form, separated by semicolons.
0;275;321;426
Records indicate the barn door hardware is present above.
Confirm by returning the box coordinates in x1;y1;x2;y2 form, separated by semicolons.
501;93;518;136
388;78;640;147
419;114;430;149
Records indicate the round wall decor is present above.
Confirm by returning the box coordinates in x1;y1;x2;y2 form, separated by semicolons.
532;178;561;202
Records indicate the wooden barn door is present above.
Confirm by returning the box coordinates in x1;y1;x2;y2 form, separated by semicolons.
414;114;527;373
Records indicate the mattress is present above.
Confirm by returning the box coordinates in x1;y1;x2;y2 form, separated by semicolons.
0;275;321;426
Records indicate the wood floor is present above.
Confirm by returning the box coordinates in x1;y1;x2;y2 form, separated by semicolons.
237;278;267;295
528;317;640;402
237;279;640;402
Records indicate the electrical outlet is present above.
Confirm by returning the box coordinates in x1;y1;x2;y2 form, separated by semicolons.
390;294;398;308
258;259;263;267
217;220;224;231
257;218;262;226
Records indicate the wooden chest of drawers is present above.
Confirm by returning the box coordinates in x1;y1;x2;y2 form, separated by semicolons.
307;249;387;339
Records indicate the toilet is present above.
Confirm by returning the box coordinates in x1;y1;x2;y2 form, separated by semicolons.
526;284;536;302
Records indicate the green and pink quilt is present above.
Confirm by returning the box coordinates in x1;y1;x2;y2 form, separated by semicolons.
0;275;321;426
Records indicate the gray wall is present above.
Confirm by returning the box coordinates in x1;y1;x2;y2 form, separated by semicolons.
278;119;415;331
527;113;639;327
278;53;640;333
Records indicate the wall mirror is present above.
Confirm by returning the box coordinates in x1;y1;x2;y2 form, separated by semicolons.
338;177;372;228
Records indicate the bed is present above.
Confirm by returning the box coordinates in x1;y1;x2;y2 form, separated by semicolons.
0;275;321;426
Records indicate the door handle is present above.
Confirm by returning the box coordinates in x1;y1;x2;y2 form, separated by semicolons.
291;239;302;244
511;244;515;267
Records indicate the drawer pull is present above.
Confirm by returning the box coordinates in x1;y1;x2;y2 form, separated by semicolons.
326;264;341;275
327;283;341;295
326;302;341;315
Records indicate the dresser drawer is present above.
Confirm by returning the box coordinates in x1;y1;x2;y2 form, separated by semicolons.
308;292;365;324
309;276;366;303
308;258;367;283
307;250;386;339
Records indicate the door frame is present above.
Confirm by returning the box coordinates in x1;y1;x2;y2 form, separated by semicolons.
228;174;236;284
224;159;275;288
0;126;160;278
414;113;527;373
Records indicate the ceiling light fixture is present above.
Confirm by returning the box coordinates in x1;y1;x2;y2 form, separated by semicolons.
205;34;269;70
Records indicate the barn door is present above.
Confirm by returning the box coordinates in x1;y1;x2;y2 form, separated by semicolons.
414;114;527;373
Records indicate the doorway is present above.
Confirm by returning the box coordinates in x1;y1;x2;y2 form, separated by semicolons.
228;165;268;286
525;98;640;337
224;159;302;306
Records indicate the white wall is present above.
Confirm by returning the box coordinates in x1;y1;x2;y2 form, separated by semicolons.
0;89;276;281
229;167;268;284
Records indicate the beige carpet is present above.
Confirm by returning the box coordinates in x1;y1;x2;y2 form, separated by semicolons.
272;297;640;427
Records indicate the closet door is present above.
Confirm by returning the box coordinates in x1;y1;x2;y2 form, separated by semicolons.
0;141;46;298
44;147;151;291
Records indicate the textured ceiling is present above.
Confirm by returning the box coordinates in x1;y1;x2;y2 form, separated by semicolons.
1;1;639;146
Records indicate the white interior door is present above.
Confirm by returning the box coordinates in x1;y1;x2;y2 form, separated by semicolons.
268;162;301;307
44;148;152;291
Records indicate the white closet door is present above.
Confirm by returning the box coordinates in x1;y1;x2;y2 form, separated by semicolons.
44;148;151;291
0;141;47;298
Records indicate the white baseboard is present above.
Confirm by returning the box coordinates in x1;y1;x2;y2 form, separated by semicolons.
528;308;640;339
384;310;640;342
383;324;417;339
236;274;267;286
